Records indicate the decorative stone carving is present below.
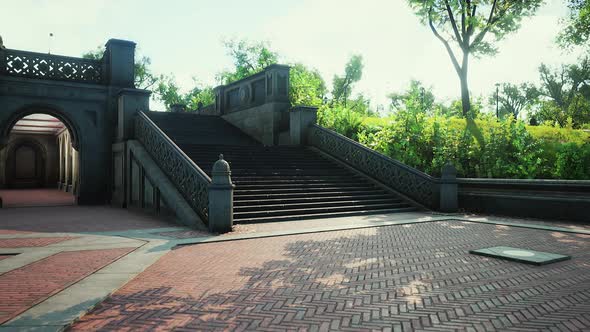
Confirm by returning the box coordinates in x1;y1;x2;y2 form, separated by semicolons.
135;112;210;222
1;49;103;84
308;125;438;209
239;85;250;104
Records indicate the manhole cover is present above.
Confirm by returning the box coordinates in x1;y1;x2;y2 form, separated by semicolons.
469;246;571;266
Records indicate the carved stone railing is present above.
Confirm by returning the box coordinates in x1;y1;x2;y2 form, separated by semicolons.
0;48;104;84
308;125;440;209
134;111;211;222
213;64;290;115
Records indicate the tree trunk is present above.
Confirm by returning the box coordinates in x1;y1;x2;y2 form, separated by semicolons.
459;52;485;146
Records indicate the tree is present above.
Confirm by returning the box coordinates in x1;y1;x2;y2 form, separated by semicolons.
219;39;329;108
216;40;279;85
155;76;214;111
82;47;158;90
558;0;590;48
489;83;539;119
407;0;543;144
534;56;590;127
388;80;436;115
289;63;327;107
332;55;364;107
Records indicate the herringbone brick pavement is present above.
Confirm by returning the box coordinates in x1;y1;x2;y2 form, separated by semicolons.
0;237;76;248
0;247;135;324
70;221;590;331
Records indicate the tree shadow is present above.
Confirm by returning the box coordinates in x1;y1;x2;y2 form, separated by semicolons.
69;221;590;331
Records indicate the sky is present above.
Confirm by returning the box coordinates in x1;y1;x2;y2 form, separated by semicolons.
0;0;584;111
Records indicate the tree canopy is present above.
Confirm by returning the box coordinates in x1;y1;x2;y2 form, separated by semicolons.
558;0;590;48
407;0;544;144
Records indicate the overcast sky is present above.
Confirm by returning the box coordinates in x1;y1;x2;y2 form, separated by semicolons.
1;0;584;111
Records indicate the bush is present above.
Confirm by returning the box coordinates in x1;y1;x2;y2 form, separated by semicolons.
320;108;590;180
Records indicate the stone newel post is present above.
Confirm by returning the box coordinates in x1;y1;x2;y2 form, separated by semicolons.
439;163;458;213
208;154;235;233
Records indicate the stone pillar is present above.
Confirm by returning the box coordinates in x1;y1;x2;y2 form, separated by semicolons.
208;154;234;233
213;85;225;115
105;39;136;88
117;89;151;142
265;64;290;103
71;148;78;195
58;136;64;189
439;163;458;212
63;133;70;192
289;106;318;145
170;103;186;113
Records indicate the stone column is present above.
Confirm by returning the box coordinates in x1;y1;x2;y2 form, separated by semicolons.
289;106;318;145
439;163;458;212
58;136;63;189
64;133;71;192
208;154;234;233
71;148;78;195
105;39;136;88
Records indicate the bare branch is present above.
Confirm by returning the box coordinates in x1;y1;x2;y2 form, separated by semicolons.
429;6;463;76
444;0;464;45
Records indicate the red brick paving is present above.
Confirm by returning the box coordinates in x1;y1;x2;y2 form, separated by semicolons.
0;247;135;324
0;230;33;235
71;221;590;331
0;206;175;233
0;189;75;208
0;237;76;248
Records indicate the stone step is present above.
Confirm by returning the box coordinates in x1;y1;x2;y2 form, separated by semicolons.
234;194;401;206
233;190;392;200
234;203;412;219
234;207;418;223
234;198;405;212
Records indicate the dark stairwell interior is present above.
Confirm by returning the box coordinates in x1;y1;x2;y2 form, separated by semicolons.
148;112;418;223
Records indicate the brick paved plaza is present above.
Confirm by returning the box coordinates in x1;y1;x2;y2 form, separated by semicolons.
70;220;590;331
0;204;589;331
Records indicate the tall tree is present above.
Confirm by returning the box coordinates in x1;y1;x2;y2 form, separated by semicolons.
216;40;279;85
388;80;436;114
558;0;590;48
289;63;327;107
489;83;539;119
155;76;214;111
332;55;364;107
82;47;158;90
534;56;590;127
407;0;543;144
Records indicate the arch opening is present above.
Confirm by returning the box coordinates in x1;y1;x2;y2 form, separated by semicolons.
0;113;77;207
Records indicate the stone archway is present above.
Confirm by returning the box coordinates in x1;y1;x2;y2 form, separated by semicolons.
4;138;46;188
0;106;82;205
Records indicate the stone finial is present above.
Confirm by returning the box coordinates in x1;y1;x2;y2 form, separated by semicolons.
441;162;457;179
211;154;231;185
0;35;6;50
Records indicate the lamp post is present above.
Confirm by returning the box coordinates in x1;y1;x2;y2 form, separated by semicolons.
495;83;500;120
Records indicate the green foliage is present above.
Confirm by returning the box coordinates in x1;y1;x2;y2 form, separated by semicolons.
388;80;436;115
82;47;158;90
289;63;327;107
322;108;590;179
331;55;364;106
216;40;279;85
317;105;364;140
489;83;539;119
558;0;590;48
534;55;590;128
155;76;214;111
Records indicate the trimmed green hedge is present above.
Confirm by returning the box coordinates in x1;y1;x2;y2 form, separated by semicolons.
319;108;590;179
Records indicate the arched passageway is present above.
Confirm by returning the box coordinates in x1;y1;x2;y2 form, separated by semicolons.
0;113;77;207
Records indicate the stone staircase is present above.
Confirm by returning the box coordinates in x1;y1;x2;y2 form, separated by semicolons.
147;112;418;223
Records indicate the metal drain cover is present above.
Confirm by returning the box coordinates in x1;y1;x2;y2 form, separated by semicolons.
469;246;571;265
